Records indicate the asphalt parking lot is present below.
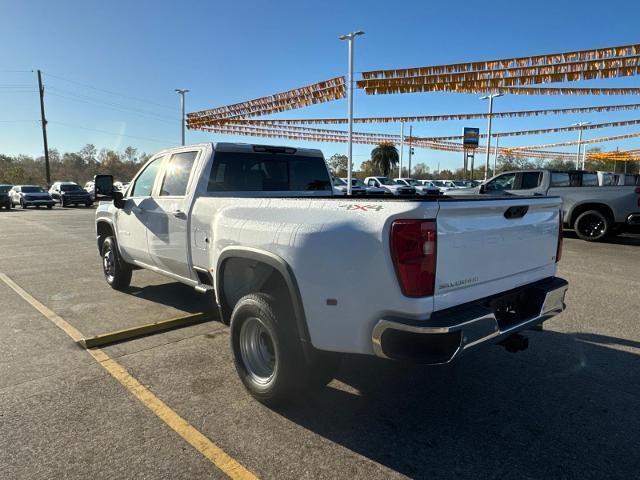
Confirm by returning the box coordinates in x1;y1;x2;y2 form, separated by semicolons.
1;206;639;480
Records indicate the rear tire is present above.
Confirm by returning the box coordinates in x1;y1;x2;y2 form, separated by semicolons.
101;236;132;290
230;293;338;406
574;210;610;242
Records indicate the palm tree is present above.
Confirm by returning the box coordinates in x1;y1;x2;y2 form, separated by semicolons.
371;142;399;176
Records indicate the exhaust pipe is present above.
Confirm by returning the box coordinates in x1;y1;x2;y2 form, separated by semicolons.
500;333;529;353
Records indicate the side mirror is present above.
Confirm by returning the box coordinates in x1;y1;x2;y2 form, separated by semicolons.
113;191;125;209
94;174;114;198
94;174;125;209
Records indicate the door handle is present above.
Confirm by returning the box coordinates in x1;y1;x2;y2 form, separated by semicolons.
173;210;187;219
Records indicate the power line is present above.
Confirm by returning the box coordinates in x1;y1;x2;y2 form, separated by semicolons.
46;89;177;124
48;120;177;145
43;71;176;111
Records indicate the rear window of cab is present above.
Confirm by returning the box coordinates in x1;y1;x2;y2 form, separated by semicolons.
208;152;331;192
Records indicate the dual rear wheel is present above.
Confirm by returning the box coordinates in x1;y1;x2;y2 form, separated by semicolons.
230;293;340;406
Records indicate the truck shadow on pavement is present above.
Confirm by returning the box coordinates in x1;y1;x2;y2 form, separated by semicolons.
278;330;640;479
124;282;215;314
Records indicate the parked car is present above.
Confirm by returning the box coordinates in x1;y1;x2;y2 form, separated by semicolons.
457;169;640;241
49;181;93;207
332;176;366;195
9;185;55;209
342;177;388;195
95;142;567;405
431;180;458;192
596;171;618;186
0;184;13;209
394;178;440;195
84;181;95;201
364;176;416;195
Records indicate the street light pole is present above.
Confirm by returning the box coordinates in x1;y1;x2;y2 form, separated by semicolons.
572;122;590;169
339;30;364;195
480;93;503;181
493;136;499;178
399;122;404;178
175;88;189;146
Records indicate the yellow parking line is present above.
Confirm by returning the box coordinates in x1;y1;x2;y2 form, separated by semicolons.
0;272;257;480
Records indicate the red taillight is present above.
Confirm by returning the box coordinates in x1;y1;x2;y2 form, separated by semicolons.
556;210;563;263
390;219;436;297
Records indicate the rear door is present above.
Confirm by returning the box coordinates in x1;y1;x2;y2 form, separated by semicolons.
145;149;200;279
116;155;165;265
434;196;561;310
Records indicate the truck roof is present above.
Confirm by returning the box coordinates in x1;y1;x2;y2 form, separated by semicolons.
214;142;324;157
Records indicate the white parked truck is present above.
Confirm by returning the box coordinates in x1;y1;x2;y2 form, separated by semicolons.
459;169;640;241
95;143;568;405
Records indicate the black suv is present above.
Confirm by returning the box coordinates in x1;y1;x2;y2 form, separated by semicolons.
0;184;12;209
49;182;93;207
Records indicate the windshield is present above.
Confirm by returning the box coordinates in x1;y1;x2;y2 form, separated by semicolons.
332;177;346;187
22;186;44;193
376;177;394;186
60;184;82;192
0;185;11;193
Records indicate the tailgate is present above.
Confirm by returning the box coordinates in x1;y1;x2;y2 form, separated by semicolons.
434;196;561;311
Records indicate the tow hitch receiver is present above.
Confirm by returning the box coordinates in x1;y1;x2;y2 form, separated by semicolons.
500;333;529;353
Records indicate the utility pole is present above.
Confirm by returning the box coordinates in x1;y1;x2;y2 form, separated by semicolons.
175;89;189;146
339;31;365;195
37;70;51;186
407;125;413;177
399;122;404;178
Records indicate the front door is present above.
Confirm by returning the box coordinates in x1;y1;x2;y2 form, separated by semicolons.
116;155;165;265
145;150;199;280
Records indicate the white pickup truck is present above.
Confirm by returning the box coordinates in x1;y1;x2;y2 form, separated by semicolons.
94;143;568;405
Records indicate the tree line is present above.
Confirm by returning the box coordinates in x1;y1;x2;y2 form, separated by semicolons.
2;143;637;188
0;145;151;187
326;144;639;180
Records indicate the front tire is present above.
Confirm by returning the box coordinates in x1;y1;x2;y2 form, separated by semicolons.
101;236;132;290
574;210;610;241
230;293;338;406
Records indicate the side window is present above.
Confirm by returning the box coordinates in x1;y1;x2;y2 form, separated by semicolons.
518;172;542;190
159;151;198;196
485;173;516;191
131;156;164;197
582;173;598;186
551;172;570;187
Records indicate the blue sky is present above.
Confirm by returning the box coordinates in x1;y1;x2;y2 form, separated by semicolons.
2;0;640;171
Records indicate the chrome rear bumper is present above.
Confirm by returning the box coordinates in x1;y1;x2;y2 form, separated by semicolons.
372;277;568;364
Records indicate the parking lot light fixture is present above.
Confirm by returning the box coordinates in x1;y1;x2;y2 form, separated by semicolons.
175;88;190;146
339;30;365;195
572;122;591;169
480;93;504;181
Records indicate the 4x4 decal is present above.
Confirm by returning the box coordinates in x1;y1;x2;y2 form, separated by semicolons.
338;204;384;212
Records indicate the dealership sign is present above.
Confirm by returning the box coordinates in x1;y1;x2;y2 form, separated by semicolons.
463;127;480;148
